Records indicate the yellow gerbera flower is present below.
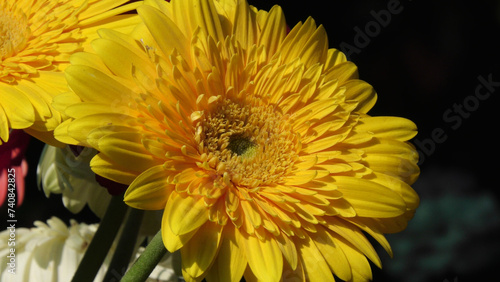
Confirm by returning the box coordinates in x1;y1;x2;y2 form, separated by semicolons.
55;0;420;281
0;0;142;145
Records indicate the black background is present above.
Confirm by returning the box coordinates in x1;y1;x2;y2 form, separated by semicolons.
6;0;500;281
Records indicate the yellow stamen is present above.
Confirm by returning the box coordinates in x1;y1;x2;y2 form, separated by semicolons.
197;98;299;188
0;5;29;60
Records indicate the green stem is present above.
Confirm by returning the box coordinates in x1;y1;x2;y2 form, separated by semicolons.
121;230;167;282
72;195;128;282
103;208;145;281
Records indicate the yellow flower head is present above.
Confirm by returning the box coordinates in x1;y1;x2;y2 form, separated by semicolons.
0;0;142;145
55;0;420;281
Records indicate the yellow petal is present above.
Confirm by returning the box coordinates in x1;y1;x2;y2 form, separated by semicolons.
356;116;418;141
192;0;225;42
23;128;64;147
65;102;129;119
64;65;134;105
79;2;142;26
345;217;394;258
16;80;53;120
165;192;209;235
323;217;381;268
301;133;346;153
124;165;172;210
283;170;317;186
69;52;111;75
311;225;352;281
291;98;338;128
258;5;286;56
0;107;10;142
240;231;283;282
91;37;156;80
0;85;35;129
325;48;348;68
275;234;298;271
242;266;258;282
87;125;139;149
298;24;328;68
362;138;419;160
53;119;80;145
325;61;359;84
78;0;131;21
97;132;164;171
342;130;373;145
371;172;419;210
280;17;322;67
334;176;406;218
240;199;262;228
297;236;336;281
205;226;247;282
281;258;306;282
335;236;373;281
137;4;190;60
181;221;223;278
90;153;139;185
363;154;419;184
81;15;143;48
161;211;198;252
52;92;82;114
31;71;68;94
330;198;357;217
342;80;377;113
232;0;258;50
66;113;136;145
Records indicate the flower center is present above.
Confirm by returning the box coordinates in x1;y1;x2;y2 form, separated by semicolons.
0;5;29;60
227;134;256;157
199;98;299;188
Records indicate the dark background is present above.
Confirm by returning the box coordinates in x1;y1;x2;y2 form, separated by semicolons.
7;0;500;281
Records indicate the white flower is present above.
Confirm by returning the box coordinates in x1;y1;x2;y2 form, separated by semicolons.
37;145;111;218
0;217;103;281
0;217;178;281
37;145;164;237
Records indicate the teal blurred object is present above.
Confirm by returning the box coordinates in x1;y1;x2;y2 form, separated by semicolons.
382;166;500;281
